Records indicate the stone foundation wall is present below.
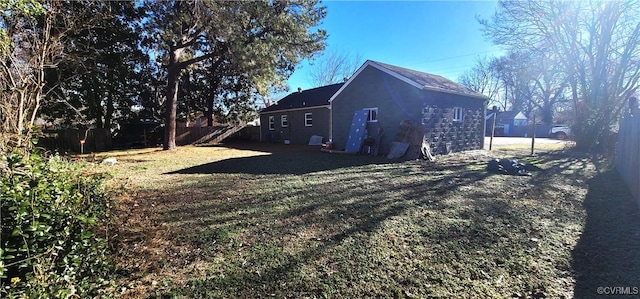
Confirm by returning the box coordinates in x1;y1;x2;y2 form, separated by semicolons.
422;105;484;155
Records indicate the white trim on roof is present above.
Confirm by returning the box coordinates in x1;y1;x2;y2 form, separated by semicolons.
329;60;423;103
329;60;489;102
421;85;489;100
514;112;527;120
368;61;425;90
259;105;330;115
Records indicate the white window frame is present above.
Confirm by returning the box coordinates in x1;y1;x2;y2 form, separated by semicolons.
304;113;313;127
281;115;288;128
453;107;463;122
268;115;275;130
364;107;378;122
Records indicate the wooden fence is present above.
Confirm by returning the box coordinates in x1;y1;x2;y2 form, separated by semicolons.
616;112;640;201
175;125;258;145
40;128;112;154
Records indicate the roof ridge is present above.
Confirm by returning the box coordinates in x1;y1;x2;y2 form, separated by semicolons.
367;60;487;100
260;83;344;113
298;82;344;93
369;60;446;79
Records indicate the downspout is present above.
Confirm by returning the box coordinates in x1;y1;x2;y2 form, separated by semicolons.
483;99;489;149
259;113;263;142
329;101;333;142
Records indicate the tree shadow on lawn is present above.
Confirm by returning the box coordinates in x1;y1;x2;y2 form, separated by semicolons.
148;158;500;296
473;151;640;297
572;169;640;298
125;147;616;297
169;142;391;175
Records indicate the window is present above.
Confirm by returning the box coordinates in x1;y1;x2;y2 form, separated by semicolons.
305;113;313;127
268;116;275;130
281;115;288;128
364;107;378;122
453;107;463;122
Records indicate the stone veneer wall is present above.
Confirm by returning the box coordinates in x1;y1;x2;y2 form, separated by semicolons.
421;105;485;155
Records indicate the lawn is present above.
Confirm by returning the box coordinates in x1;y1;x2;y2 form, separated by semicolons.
95;142;640;298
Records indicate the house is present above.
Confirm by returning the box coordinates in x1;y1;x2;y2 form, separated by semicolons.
485;110;528;136
259;83;343;144
330;60;489;155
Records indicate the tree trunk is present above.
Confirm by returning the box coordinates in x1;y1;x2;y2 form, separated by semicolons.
206;96;214;127
164;48;182;150
105;92;114;129
206;78;221;127
541;104;553;125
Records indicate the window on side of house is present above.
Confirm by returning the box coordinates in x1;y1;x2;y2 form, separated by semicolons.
281;115;288;128
269;116;275;130
453;107;463;122
364;107;378;122
305;113;313;127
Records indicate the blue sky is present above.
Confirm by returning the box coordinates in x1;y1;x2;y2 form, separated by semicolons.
286;0;505;92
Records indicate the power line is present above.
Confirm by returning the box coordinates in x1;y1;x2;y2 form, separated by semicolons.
408;49;505;66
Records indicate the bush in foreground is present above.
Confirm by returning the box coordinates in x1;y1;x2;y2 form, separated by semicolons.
1;152;114;298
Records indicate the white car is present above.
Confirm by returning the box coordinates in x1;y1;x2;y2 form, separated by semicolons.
549;125;571;139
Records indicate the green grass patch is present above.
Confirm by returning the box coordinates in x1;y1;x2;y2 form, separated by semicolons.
100;142;639;298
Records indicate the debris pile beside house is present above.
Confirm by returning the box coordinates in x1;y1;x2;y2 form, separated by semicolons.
386;119;434;161
486;159;532;176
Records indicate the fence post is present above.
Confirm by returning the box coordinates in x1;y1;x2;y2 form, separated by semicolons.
489;106;497;151
617;98;640;204
530;113;536;156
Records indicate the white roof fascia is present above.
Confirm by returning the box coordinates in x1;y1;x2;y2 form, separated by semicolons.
328;60;372;103
258;105;330;115
422;86;490;100
367;61;424;90
514;112;527;119
329;60;424;103
329;60;489;102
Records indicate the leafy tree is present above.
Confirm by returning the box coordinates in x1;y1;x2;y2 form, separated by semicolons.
1;0;49;152
0;0;123;152
481;0;640;150
43;2;151;130
142;0;327;150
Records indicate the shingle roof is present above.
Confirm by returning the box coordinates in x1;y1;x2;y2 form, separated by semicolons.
260;83;344;113
497;111;521;120
369;60;488;99
486;111;525;120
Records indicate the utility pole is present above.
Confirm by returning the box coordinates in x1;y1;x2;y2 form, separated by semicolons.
489;106;498;150
530;113;536;156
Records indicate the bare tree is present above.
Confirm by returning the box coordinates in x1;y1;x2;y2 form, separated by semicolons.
481;0;640;150
307;50;363;86
526;50;570;124
0;1;105;152
458;56;502;109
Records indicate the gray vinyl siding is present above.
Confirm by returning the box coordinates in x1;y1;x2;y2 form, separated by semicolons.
331;66;485;155
331;67;425;154
260;106;330;144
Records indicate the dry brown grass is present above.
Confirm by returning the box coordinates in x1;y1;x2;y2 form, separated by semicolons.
92;142;638;298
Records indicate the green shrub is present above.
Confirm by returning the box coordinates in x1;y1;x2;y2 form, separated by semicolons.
0;152;115;298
